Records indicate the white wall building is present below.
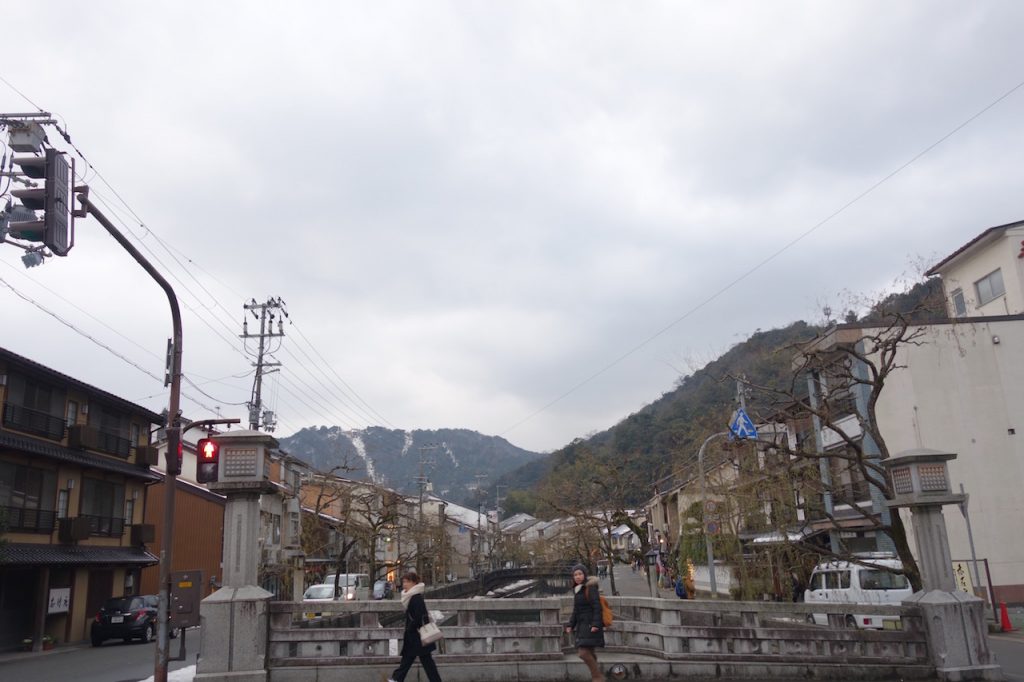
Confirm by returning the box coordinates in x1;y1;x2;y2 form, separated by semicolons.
831;220;1024;603
926;219;1024;318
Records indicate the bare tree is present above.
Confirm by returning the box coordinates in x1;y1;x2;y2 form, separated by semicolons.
735;300;947;591
538;448;648;595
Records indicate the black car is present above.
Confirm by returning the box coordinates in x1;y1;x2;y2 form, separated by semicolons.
91;595;157;646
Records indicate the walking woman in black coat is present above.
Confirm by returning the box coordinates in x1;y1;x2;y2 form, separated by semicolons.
388;570;443;682
564;563;605;682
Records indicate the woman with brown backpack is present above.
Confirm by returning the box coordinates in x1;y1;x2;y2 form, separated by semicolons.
564;563;605;682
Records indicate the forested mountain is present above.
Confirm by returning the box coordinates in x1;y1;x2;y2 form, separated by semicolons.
495;278;946;514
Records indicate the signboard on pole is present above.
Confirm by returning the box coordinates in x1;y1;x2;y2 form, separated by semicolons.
729;408;758;440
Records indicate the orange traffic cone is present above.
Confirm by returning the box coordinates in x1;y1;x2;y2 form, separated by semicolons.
1000;602;1013;632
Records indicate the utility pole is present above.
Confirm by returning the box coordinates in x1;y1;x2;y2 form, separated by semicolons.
473;474;487;577
415;444;437;579
241;297;287;431
493;485;506;570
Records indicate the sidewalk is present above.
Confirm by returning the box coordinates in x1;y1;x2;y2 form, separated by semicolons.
0;641;85;665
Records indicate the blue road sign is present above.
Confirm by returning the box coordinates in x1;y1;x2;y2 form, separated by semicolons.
729;408;758;440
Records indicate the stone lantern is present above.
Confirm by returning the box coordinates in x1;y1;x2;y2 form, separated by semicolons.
882;448;1000;681
882;448;965;592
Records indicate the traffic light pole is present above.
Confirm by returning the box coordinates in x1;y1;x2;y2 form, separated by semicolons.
76;191;182;682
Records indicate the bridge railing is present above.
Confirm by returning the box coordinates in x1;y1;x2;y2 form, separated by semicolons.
267;595;929;670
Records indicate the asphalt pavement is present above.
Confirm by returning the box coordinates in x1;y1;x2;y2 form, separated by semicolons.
0;629;197;682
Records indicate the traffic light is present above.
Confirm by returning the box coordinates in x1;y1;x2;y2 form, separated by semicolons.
9;148;74;256
195;438;220;483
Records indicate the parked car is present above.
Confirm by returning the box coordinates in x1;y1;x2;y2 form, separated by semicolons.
804;555;913;629
301;583;343;620
91;595;158;646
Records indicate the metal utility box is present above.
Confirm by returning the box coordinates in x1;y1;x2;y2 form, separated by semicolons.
170;570;204;629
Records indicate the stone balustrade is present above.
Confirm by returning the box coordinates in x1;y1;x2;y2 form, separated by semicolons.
265;595;937;681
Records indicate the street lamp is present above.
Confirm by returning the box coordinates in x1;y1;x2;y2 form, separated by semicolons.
644;549;659;599
698;431;729;599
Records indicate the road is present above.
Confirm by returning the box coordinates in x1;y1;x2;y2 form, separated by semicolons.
0;630;197;682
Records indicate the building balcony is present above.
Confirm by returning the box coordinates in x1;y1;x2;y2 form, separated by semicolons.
0;505;57;533
79;513;125;537
96;430;132;458
1;403;66;441
831;480;872;507
68;424;132;458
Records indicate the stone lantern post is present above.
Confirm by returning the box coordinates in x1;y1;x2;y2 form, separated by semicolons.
882;448;1000;681
195;429;281;682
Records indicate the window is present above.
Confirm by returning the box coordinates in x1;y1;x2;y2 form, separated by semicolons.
66;400;79;427
811;570;851;590
87;404;132;457
57;490;69;519
859;570;909;590
951;289;967;317
124;498;135;525
0;462;57;532
2;375;67;440
80;478;126;536
130;423;140;446
975;269;1006;306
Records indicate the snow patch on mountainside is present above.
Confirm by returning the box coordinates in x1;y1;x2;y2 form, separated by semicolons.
401;430;413;458
348;432;379;483
442;442;458;468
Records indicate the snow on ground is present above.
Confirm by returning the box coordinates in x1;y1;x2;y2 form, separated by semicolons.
138;664;195;682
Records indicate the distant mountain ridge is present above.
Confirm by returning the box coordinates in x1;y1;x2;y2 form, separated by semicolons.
277;426;545;503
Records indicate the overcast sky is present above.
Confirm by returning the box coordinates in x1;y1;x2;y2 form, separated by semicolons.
2;2;1022;453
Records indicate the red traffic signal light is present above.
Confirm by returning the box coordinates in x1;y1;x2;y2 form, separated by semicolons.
195;438;220;483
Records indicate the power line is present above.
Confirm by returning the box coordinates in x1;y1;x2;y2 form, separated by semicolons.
290;320;395;428
0;73;45;112
0;83;392;435
0;275;218;414
500;74;1024;438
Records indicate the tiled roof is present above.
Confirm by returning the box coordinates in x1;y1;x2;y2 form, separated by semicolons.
0;346;164;423
0;430;161;482
0;543;158;566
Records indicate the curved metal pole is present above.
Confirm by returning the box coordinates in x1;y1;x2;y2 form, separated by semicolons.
698;431;730;599
78;193;181;682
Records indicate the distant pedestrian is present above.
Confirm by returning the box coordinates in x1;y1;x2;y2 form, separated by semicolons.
674;574;688;599
564;563;605;682
388;570;443;682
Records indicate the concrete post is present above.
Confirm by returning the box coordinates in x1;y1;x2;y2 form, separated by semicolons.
904;590;1000;681
910;505;957;593
223;494;263;588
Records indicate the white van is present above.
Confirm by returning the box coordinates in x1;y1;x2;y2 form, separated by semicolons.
804;556;913;629
323;573;372;600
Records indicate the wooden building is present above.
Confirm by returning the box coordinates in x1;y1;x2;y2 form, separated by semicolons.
139;472;224;598
0;347;162;649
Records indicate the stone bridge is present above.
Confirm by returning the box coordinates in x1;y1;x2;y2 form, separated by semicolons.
254;595;966;682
